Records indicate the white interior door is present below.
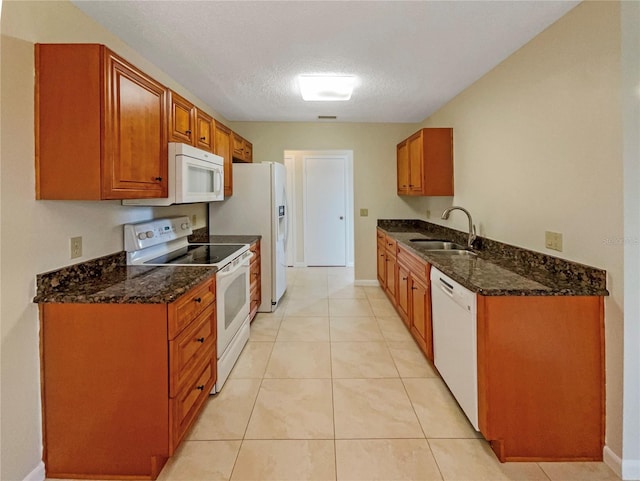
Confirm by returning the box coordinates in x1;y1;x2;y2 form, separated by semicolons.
304;155;347;266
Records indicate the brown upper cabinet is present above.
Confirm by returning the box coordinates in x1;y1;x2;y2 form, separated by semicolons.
232;132;253;163
168;91;214;153
397;128;453;196
36;44;168;200
213;121;233;197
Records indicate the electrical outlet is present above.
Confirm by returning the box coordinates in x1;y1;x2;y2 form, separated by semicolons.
70;236;83;259
360;208;368;217
426;209;431;219
191;214;197;227
545;231;563;252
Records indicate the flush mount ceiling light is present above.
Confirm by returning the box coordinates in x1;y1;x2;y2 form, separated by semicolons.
298;75;356;101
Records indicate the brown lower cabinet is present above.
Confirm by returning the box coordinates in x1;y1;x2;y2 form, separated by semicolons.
376;228;605;461
40;276;217;480
249;240;262;320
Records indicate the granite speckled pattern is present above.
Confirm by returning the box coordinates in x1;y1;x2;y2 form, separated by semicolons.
207;235;261;245
378;220;608;297
34;251;217;304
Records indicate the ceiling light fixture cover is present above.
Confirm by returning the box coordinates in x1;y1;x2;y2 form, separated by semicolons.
299;75;355;101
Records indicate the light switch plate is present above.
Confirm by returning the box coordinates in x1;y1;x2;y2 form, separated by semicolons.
360;208;368;217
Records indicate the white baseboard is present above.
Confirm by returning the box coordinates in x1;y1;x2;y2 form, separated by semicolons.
354;279;380;286
604;446;623;478
23;461;45;481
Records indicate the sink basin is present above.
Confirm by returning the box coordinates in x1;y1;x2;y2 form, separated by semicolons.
409;238;447;243
409;240;478;257
409;240;466;250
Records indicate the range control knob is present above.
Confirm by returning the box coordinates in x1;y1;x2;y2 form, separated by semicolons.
137;232;146;240
145;231;154;239
181;222;189;230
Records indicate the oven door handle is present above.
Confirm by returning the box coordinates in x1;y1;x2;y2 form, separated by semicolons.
217;251;254;278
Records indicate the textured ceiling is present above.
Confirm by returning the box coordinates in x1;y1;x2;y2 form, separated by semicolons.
72;0;579;123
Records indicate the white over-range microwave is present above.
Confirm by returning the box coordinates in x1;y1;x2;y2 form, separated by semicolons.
123;142;224;206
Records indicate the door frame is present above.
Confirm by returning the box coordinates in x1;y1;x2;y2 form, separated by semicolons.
284;155;296;267
301;151;354;267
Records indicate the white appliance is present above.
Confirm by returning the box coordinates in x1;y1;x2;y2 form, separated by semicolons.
124;216;251;393
209;162;287;312
123;143;224;206
430;267;479;430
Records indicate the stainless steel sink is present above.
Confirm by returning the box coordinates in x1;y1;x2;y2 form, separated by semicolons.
409;240;466;250
409;239;478;257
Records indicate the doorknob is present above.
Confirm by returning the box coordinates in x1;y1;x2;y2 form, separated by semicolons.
339;216;344;220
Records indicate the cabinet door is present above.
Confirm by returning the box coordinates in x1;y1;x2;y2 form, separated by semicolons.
408;132;424;193
214;121;233;196
195;110;213;152
169;91;195;144
397;263;410;326
244;140;253;163
397;141;409;194
232;133;245;161
385;256;396;302
103;52;168;199
410;276;433;360
377;242;386;288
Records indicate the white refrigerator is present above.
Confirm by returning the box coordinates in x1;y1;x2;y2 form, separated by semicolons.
209;162;287;312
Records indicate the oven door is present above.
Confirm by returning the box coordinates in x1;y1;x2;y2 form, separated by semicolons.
216;254;251;355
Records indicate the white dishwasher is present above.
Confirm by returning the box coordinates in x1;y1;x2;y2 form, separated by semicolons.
430;267;479;430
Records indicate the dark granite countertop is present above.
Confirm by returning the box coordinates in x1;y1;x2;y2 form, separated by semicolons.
379;221;608;297
34;252;217;304
206;235;261;244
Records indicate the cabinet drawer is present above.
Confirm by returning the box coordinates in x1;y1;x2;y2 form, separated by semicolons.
376;229;386;242
397;245;430;284
168;277;215;339
169;303;216;397
170;356;216;453
385;237;398;258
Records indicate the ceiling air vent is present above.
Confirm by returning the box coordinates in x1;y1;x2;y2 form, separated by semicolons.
318;115;337;120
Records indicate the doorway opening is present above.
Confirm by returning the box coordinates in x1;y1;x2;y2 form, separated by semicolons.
284;150;354;267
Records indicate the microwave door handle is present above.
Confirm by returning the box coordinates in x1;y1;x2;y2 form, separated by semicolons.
214;170;222;195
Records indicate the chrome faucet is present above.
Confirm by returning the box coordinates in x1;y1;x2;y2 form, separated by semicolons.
441;206;477;249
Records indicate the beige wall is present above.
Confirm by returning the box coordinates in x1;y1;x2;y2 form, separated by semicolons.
230;121;422;280
418;1;625;462
0;2;229;479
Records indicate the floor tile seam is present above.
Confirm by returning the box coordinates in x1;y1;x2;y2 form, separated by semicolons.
399;376;430;442
240;377;265;442
226;436;245;481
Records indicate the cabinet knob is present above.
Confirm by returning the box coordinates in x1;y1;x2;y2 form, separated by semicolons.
196;337;205;343
403;277;408;281
200;136;206;141
185;129;192;135
411;286;418;290
196;385;205;391
154;177;162;181
194;297;202;303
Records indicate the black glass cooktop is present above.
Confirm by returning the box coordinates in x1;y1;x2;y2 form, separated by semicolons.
145;244;246;266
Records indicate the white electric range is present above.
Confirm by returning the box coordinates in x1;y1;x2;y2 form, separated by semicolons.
124;216;252;393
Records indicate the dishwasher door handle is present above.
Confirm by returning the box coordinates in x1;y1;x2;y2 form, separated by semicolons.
438;278;454;297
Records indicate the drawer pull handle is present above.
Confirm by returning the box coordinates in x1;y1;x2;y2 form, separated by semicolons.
200;136;206;141
154;177;163;181
196;337;205;343
194;297;202;303
411;286;418;290
196;385;205;391
185;129;192;134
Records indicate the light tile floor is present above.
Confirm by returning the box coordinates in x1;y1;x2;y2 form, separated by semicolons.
50;267;622;481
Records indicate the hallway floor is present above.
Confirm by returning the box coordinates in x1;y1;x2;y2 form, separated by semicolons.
155;267;620;481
